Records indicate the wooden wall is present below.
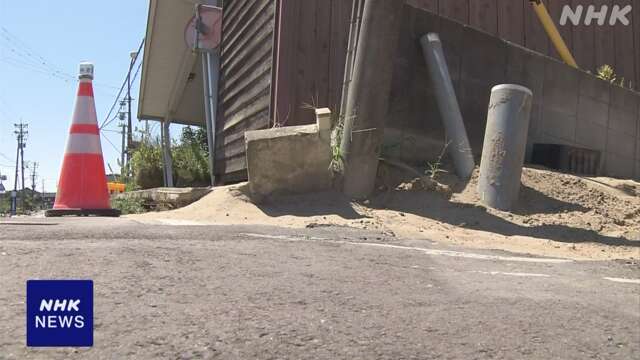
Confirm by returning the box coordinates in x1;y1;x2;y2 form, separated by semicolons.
407;0;639;89
272;0;354;128
216;0;638;180
216;0;276;181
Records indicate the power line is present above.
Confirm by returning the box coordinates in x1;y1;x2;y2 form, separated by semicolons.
0;152;13;162
99;38;145;130
101;60;143;131
101;133;121;155
1;27;121;91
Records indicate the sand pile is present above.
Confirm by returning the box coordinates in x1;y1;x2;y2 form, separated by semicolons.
133;166;640;261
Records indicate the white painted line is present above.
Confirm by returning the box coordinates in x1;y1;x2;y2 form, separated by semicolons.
470;271;551;278
241;233;572;264
604;277;640;284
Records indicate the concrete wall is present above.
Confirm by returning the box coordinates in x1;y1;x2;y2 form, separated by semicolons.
387;7;640;180
245;110;333;199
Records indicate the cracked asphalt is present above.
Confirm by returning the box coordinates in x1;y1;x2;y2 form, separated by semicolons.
1;217;639;359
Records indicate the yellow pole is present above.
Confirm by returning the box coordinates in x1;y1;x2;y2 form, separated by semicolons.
528;0;578;68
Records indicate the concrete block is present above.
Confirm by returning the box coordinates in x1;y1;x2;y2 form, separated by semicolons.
606;128;636;158
245;124;332;199
610;85;639;115
114;187;211;209
605;153;635;179
577;96;609;127
315;107;332;140
543;59;580;114
578;72;610;104
575;119;607;152
542;107;577;143
608;108;638;135
461;26;507;83
505;44;545;99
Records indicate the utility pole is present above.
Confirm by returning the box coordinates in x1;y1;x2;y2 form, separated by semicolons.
13;120;28;213
118;106;127;176
125;51;137;169
339;0;404;198
41;178;45;209
29;162;38;209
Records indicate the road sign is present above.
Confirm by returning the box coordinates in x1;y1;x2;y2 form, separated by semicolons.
185;6;222;50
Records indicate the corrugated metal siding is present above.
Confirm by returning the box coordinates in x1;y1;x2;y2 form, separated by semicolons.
216;0;276;181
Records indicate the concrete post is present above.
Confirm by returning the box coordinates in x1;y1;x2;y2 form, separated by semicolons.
315;108;332;142
478;84;533;211
420;33;475;180
339;0;404;199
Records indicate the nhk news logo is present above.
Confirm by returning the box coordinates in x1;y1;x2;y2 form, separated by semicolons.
560;3;633;26
26;280;93;347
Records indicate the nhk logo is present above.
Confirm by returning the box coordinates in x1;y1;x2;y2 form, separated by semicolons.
35;299;86;329
560;4;632;26
26;280;93;347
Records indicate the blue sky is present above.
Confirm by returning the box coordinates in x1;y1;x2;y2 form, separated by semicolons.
0;0;155;192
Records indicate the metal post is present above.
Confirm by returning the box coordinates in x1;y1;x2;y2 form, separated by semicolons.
420;33;475;180
162;120;174;188
201;50;219;186
528;0;578;68
478;84;533;211
339;0;363;122
125;55;135;169
339;0;404;199
120;123;126;175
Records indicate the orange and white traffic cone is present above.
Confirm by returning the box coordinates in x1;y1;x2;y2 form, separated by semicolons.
45;62;120;217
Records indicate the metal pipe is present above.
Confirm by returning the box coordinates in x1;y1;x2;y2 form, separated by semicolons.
339;0;404;199
162;120;174;188
478;84;533;211
339;0;363;122
420;33;475;180
202;51;219;186
528;0;578;68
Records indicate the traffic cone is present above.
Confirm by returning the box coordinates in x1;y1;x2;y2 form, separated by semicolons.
45;62;120;217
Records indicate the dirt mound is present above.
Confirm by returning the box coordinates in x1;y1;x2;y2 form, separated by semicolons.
132;166;640;261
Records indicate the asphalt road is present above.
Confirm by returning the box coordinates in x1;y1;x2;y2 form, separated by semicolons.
1;217;639;359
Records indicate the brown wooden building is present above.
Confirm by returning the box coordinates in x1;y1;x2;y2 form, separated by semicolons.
215;0;639;181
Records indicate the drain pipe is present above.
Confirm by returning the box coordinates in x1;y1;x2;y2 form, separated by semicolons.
420;33;475;180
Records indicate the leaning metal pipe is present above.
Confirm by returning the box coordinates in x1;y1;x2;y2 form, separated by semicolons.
478;84;533;211
528;0;578;68
420;33;475;180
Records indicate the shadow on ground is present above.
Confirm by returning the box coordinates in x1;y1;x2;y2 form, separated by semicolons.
373;190;637;247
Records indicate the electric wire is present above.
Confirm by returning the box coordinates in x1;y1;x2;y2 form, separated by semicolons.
99;38;145;130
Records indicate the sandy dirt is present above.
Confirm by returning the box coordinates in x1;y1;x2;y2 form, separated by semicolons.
132;166;640;261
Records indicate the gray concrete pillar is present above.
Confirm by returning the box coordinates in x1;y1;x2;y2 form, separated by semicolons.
420;33;475;180
478;84;533;211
